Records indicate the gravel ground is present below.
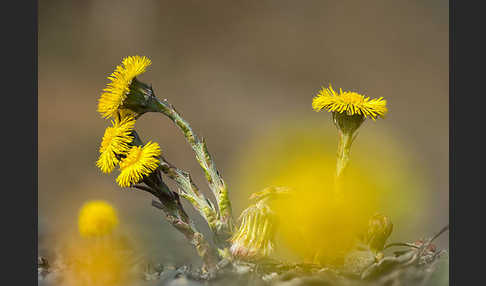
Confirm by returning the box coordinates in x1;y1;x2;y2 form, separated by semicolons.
38;246;448;286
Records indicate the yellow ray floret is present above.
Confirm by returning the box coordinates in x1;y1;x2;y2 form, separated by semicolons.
312;85;387;120
98;55;152;119
96;114;136;173
116;141;161;187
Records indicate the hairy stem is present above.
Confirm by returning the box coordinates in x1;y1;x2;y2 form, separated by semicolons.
151;200;219;273
335;130;354;178
334;130;355;196
132;177;219;272
158;157;221;242
148;97;234;237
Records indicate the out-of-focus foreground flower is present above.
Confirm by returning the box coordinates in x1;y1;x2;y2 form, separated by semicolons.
58;200;138;286
78;200;119;237
232;120;427;266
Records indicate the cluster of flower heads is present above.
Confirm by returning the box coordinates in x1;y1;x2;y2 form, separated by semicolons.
94;54;393;264
96;56;161;187
312;84;387;120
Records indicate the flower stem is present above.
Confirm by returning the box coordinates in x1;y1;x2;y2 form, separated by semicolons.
334;130;355;196
133;176;219;273
158;157;221;242
335;130;354;178
151;200;219;273
147;96;234;240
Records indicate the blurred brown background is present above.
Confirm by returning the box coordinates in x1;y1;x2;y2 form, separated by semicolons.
39;0;448;263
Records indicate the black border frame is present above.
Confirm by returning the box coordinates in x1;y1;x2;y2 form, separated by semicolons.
450;0;485;284
2;0;38;285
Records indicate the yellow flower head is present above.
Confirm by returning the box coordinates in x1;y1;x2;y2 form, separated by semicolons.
312;85;387;120
98;55;152;119
78;200;119;237
116;141;161;187
96;114;136;173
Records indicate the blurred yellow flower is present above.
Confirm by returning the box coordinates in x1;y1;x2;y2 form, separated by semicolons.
232;121;427;265
312;85;387;120
78;200;119;237
116;141;161;187
67;242;132;286
96;114;136;173
98;55;151;119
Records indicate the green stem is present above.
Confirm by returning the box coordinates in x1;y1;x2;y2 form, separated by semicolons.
151;199;219;273
132;181;219;273
148;96;234;238
334;130;355;196
158;157;220;240
335;131;353;178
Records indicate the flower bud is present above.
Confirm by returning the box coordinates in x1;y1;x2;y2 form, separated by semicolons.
230;200;277;260
364;213;393;252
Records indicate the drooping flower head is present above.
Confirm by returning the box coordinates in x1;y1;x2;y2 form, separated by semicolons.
96;113;136;173
116;141;161;187
98;56;152;119
312;85;387;120
230;191;280;260
78;200;119;237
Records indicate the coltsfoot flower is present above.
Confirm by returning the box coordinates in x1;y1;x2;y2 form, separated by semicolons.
230;199;277;260
78;200;119;237
116;141;161;187
98;55;152;119
364;213;393;252
313;85;387;135
312;85;387;120
96;113;136;173
312;85;388;179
